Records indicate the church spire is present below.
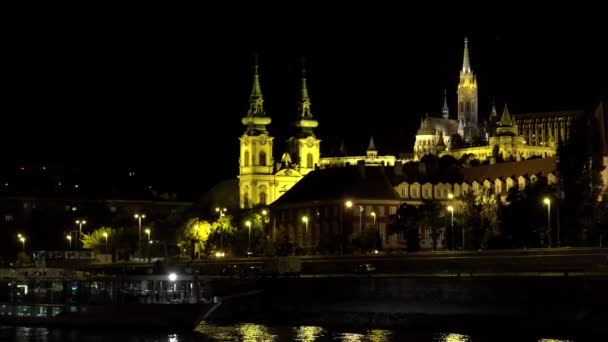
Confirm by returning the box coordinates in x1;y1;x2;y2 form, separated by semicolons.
366;136;378;158
298;60;312;118
462;37;471;73
367;136;377;151
496;103;517;136
248;54;264;116
490;101;498;118
242;55;271;135
292;57;318;137
442;88;449;119
499;103;514;126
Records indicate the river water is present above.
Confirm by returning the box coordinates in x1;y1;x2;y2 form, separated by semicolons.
0;323;580;341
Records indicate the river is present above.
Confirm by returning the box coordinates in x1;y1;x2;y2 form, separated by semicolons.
0;322;580;341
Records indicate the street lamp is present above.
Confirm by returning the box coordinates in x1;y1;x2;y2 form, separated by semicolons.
245;220;252;256
447;206;454;250
358;206;364;233
102;232;109;250
145;228;151;242
215;207;227;250
66;234;72;249
543;198;552;248
302;215;309;249
345;200;353;208
448;193;454;200
75;220;86;249
18;236;26;253
134;214;146;256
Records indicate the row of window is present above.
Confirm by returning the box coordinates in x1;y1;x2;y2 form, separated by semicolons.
242;151;314;168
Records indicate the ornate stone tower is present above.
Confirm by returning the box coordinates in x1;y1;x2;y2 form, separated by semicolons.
457;37;479;143
239;59;274;208
287;63;320;175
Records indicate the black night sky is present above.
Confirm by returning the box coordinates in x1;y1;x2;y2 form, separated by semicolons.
1;2;607;200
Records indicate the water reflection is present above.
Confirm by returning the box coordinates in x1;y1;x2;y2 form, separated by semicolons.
237;323;276;342
436;333;471;342
0;324;582;342
295;326;325;341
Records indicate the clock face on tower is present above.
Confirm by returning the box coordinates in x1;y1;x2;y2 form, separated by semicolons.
260;136;267;145
306;138;314;147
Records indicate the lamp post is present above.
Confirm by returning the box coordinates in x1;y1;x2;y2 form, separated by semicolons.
544;198;551;248
261;209;269;238
245;220;252;256
302;215;309;250
102;232;109;250
75;220;86;249
134;214;146;256
447;206;454;250
215;207;227;250
18;235;26;253
145;228;151;242
66;234;72;249
358;206;364;233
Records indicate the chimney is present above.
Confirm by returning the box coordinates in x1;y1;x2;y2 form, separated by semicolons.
394;161;403;177
357;160;366;179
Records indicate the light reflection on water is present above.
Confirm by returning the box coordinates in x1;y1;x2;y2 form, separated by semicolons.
0;323;579;342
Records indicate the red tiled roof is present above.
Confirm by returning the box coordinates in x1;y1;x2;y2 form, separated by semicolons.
461;157;556;183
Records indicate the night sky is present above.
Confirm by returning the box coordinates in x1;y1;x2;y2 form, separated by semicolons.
1;2;607;199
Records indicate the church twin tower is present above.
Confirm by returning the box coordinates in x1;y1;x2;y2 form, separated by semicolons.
238;60;320;208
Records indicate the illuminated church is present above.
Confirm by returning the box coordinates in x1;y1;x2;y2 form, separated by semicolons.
413;38;579;162
238;38;582;209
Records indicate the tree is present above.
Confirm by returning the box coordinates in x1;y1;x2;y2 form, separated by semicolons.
389;203;420;252
351;225;381;254
450;134;466;150
502;177;553;248
417;200;444;251
81;227;117;252
557;111;605;245
461;190;500;250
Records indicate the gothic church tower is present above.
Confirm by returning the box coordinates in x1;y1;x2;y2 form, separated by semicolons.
457;37;479;142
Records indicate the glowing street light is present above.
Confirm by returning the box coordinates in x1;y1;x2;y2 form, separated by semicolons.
448;193;454;200
75;220;86;249
261;209;268;216
345;200;353;208
301;216;309;232
543;197;553;247
245;220;252;256
447;206;455;250
18;235;26;252
145;228;151;242
215;207;227;250
102;232;109;249
134;214;146;256
66;234;72;249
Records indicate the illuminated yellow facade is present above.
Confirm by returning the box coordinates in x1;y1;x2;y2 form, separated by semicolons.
414;37;565;163
238;63;319;208
457;37;479;142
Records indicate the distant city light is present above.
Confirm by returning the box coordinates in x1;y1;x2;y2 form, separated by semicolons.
74;184;79;188
168;273;177;282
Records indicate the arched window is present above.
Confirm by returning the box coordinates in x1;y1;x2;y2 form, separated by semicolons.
306;153;313;168
259;192;267;206
259;151;266;166
244;151;250;167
